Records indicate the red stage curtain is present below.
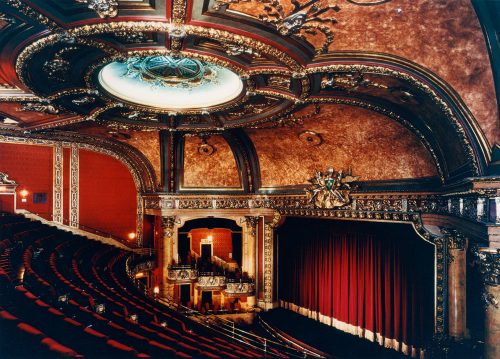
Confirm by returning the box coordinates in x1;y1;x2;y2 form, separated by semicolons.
278;219;434;356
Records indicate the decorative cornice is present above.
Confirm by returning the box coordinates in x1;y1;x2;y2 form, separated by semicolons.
4;0;60;30
76;0;119;18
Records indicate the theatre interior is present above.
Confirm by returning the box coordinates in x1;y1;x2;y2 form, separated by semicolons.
0;0;499;358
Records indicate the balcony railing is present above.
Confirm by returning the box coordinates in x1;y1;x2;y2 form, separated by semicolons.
167;265;198;282
225;280;255;296
196;275;226;289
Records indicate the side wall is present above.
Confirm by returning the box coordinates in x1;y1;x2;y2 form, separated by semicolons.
0;142;138;241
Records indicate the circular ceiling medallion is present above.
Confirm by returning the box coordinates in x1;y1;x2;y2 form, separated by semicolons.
298;130;323;146
98;55;244;112
198;143;215;156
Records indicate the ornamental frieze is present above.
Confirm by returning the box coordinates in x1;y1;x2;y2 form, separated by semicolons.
142;191;497;226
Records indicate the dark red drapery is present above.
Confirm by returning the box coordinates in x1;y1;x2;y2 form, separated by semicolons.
277;219;434;356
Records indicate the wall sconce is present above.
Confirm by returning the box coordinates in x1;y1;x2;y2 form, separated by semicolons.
153;286;160;295
128;232;136;240
207;235;213;241
20;189;29;202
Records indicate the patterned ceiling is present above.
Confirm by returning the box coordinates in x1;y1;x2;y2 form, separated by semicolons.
0;0;497;187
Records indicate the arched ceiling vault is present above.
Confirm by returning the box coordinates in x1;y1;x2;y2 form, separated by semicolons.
0;0;497;191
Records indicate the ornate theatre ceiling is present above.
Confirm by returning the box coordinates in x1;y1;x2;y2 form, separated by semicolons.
0;0;498;191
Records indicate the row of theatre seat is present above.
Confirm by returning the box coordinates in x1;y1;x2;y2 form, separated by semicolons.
0;213;283;358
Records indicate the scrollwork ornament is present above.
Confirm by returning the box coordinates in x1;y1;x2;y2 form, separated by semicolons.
18;101;60;114
471;246;500;309
257;0;341;54
0;172;16;185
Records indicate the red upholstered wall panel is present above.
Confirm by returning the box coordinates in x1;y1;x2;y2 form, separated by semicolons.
0;195;15;213
190;228;233;261
0;143;53;218
79;149;137;240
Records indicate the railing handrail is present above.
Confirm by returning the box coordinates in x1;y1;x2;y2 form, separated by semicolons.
158;296;323;358
124;256;321;358
18;210;154;253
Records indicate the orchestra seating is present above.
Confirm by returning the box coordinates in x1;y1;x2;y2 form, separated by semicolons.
0;213;273;358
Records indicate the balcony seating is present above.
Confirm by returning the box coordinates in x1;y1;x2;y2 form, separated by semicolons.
0;213;282;358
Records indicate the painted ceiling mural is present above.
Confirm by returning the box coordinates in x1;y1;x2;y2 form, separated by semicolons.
0;0;497;191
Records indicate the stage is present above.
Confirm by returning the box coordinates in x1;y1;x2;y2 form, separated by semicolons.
260;308;407;359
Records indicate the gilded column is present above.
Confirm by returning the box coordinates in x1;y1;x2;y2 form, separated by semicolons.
262;212;281;309
161;216;177;298
443;228;467;338
473;248;500;359
52;144;63;223
243;216;259;278
69;145;79;228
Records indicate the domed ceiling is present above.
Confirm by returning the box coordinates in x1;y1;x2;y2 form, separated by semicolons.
0;0;497;192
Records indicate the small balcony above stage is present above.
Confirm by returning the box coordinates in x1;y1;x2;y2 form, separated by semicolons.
196;274;226;290
224;279;255;296
167;265;198;283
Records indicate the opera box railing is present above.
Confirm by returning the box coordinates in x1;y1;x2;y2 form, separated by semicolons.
196;274;226;290
225;279;255;296
167;264;198;283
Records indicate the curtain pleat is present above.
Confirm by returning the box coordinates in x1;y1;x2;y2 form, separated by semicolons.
278;219;433;357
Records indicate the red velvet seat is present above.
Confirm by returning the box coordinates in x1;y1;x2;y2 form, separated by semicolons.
47;307;64;316
83;327;108;339
0;310;18;321
148;340;176;354
40;337;81;357
175;351;192;358
17;322;44;337
106;339;136;353
63;318;82;327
